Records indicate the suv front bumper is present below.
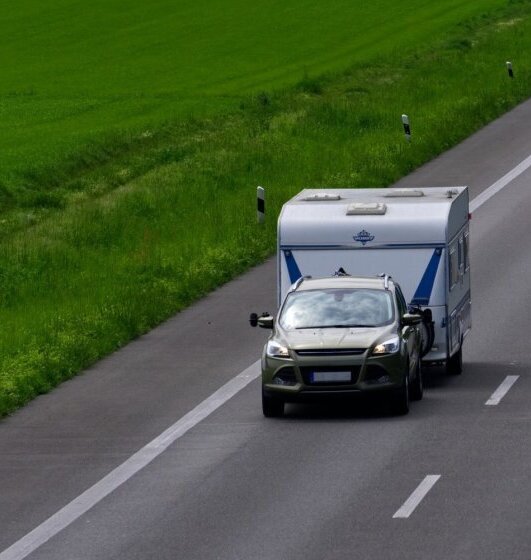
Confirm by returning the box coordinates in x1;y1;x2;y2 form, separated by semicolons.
262;351;406;398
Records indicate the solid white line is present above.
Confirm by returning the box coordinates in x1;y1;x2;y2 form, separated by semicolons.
0;361;261;560
485;375;519;406
470;154;531;213
393;475;441;519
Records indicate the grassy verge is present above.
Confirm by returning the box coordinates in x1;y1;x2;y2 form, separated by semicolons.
1;2;531;415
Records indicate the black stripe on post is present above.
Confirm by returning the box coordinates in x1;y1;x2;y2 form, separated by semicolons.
257;186;265;224
402;114;411;142
507;61;514;78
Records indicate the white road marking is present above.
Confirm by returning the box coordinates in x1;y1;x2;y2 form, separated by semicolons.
393;475;441;519
3;152;531;559
470;154;531;213
485;375;519;406
0;361;261;560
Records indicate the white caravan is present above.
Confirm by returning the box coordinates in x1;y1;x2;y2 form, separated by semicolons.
277;187;471;371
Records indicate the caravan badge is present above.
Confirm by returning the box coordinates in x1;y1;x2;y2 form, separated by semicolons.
353;230;375;245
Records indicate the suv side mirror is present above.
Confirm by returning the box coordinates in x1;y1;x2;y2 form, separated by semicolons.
402;313;422;326
257;315;274;329
250;313;274;329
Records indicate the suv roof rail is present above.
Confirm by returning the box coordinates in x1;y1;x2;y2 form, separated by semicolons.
292;275;311;290
378;273;392;290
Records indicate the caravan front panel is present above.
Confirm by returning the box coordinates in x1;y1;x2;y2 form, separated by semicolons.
279;245;449;359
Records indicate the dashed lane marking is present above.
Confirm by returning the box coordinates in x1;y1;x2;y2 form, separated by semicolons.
393;475;441;519
486;375;519;406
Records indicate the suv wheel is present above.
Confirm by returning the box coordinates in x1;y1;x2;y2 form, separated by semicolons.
409;358;423;401
262;388;285;418
390;369;410;416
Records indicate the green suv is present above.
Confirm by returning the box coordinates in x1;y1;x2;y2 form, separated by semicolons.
251;275;423;417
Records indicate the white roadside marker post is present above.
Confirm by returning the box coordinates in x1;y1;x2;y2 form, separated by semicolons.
257;186;265;224
402;114;411;142
506;61;514;78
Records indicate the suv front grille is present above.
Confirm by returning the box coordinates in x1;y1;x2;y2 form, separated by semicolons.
295;348;366;357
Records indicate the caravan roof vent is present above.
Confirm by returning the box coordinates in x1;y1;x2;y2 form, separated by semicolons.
385;189;424;198
303;192;341;201
346;202;387;215
446;188;459;198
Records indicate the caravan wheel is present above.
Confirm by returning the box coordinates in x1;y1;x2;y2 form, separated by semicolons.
446;345;463;376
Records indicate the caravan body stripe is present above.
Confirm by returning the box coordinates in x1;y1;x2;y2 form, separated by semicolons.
411;249;442;306
283;250;302;284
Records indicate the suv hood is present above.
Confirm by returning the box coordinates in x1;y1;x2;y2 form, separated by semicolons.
278;325;395;351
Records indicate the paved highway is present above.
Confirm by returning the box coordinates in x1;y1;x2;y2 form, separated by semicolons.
2;99;531;559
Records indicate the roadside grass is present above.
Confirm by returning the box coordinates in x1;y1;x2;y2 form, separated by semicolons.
1;2;531;415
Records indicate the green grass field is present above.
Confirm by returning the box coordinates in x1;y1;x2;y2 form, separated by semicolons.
1;0;508;192
1;0;531;415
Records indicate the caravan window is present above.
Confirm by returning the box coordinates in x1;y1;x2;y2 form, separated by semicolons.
463;231;470;271
458;237;464;273
449;245;459;290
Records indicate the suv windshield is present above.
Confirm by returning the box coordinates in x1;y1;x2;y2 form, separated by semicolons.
279;288;394;330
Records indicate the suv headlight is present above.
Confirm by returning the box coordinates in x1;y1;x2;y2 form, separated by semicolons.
266;340;290;358
372;336;400;355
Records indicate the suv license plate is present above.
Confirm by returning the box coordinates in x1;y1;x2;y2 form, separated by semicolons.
312;371;351;383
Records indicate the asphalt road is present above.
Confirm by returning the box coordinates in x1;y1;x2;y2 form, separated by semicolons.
2;98;531;559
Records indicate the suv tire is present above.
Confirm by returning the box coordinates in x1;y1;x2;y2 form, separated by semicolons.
409;358;424;401
390;370;410;416
262;389;285;418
